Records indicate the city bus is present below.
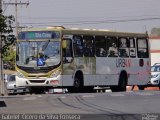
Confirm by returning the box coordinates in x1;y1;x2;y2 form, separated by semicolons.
16;26;150;93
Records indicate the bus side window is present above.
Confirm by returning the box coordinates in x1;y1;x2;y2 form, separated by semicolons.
118;37;129;58
107;37;118;57
129;38;136;58
83;36;95;57
73;35;83;57
62;39;73;63
95;36;107;57
137;38;149;58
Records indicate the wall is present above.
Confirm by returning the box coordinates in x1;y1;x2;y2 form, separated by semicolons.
149;36;160;66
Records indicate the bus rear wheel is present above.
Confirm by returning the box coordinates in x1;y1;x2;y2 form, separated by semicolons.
110;73;127;92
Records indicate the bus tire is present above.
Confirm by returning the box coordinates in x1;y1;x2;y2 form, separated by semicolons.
67;75;84;93
73;77;83;93
118;73;127;91
111;72;127;92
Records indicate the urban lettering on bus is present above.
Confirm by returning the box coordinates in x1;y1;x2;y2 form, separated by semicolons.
35;32;52;38
116;58;131;68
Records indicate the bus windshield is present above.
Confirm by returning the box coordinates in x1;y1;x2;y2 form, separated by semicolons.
16;40;60;67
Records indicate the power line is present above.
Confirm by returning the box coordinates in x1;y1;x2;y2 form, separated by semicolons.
18;14;160;20
19;17;160;27
2;0;11;13
3;0;29;37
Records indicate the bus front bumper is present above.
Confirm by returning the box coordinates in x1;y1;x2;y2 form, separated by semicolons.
16;75;62;87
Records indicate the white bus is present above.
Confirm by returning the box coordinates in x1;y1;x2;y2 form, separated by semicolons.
16;27;150;92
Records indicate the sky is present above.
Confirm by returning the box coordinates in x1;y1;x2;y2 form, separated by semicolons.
3;0;160;34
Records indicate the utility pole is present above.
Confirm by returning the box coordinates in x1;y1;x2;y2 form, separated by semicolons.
0;0;4;96
0;0;29;95
3;0;29;37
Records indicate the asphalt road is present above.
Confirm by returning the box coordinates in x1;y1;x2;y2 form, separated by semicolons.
0;91;160;120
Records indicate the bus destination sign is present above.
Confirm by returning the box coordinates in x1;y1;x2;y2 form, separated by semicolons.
18;31;60;40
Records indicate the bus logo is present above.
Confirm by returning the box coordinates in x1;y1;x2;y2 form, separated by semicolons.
116;58;131;68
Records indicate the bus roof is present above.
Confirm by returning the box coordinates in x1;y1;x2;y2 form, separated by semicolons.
62;28;148;38
20;26;148;38
20;26;65;32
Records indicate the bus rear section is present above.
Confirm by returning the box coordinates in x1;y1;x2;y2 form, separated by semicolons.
61;29;151;92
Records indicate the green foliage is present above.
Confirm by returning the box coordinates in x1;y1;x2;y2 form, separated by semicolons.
3;49;16;70
0;13;15;57
0;11;15;69
150;28;160;36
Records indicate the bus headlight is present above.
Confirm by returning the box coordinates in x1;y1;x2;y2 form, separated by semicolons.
17;72;25;78
50;70;61;78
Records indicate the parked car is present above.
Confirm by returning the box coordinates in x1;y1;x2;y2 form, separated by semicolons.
150;63;160;86
6;74;30;95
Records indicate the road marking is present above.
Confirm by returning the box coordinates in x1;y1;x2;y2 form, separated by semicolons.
110;93;125;97
60;96;66;99
82;95;95;98
37;95;42;97
135;92;153;96
23;97;37;101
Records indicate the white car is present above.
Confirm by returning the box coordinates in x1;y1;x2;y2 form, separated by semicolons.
150;63;160;86
6;74;30;95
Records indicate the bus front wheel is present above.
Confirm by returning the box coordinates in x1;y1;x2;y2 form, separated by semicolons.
73;77;83;93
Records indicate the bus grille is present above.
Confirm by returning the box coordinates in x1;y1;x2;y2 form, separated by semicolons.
25;69;49;73
29;80;45;83
28;74;48;78
17;63;61;74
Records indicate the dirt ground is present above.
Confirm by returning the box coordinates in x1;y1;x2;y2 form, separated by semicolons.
127;86;160;91
3;70;16;75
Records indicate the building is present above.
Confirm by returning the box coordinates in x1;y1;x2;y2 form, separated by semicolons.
149;36;160;66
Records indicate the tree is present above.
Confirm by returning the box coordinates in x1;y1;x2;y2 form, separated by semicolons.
150;28;160;36
3;49;16;70
0;9;15;69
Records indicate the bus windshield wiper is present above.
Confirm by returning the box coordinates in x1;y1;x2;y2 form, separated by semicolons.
42;39;50;51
